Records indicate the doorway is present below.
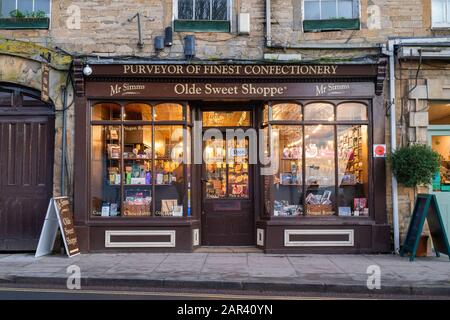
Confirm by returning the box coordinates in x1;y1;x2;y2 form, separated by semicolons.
428;102;450;235
0;85;55;251
200;108;255;246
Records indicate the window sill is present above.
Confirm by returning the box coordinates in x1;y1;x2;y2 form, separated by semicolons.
0;17;49;29
174;19;230;33
303;18;360;32
431;24;450;30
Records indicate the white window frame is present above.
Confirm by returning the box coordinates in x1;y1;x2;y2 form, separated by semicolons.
302;0;360;21
431;0;450;29
173;0;232;22
2;0;51;17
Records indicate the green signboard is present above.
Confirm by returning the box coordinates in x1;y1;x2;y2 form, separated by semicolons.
401;194;450;261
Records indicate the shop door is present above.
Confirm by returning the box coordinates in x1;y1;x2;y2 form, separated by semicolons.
0;87;55;251
428;129;450;235
201;110;254;246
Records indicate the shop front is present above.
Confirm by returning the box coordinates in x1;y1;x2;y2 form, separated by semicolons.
73;61;390;253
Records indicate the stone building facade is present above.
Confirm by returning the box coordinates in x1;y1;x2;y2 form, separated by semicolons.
0;0;449;252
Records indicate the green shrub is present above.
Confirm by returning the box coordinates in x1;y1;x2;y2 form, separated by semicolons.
390;144;441;188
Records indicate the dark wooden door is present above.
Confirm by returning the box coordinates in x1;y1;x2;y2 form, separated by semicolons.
0;116;54;251
201;109;255;246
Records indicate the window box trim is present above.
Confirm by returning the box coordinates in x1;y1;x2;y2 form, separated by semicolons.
174;19;230;32
303;18;360;32
0;17;50;29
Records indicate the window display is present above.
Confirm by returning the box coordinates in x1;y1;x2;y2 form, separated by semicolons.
262;101;370;218
272;125;303;216
337;125;369;217
432;135;450;192
90;102;189;218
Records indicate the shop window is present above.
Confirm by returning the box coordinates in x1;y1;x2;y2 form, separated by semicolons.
90;102;189;218
0;0;50;29
124;103;152;121
0;89;13;107
174;0;231;32
203;111;251;127
262;101;370;218
304;102;334;121
337;125;369;217
432;0;450;28
305;125;335;216
272;125;303;216
272;103;302;121
154;103;184;121
428;102;450;124
431;136;450;192
92;103;121;121
303;0;360;32
337;102;368;121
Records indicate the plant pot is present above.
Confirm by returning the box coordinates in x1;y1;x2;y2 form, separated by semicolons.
0;17;49;29
416;235;429;257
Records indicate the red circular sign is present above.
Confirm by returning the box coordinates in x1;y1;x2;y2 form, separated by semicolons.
375;145;386;157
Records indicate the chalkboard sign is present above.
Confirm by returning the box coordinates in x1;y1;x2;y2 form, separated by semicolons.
400;194;450;261
35;197;80;258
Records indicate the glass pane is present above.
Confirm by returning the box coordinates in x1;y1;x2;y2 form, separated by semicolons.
35;0;50;14
272;103;302;121
17;0;32;13
1;0;15;17
154;103;184;121
212;0;227;20
432;0;446;24
22;94;43;107
154;126;184;216
195;0;210;20
428;102;450;125
337;125;369;217
263;104;269;123
338;0;353;19
0;90;13;106
273;125;303;217
304;1;320;20
124;103;152;121
337;103;368;121
203;111;251;127
432;136;450;192
122;125;153;217
178;0;193;19
91;125;122;217
227;137;249;198
204;138;227;198
304;103;334;121
321;0;337;19
92;103;121;121
305;125;335;216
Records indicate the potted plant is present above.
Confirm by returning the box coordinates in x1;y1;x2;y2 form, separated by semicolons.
390;144;441;256
0;10;49;29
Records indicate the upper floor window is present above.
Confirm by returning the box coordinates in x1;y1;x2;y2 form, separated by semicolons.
0;0;50;29
432;0;450;28
303;0;360;32
174;0;231;32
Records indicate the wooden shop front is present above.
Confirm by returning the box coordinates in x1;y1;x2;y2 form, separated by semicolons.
72;61;390;253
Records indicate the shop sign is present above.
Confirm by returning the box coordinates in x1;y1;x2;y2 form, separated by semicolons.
91;82;374;99
373;144;387;158
35;197;80;258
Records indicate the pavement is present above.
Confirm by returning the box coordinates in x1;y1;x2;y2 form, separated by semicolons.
0;252;449;297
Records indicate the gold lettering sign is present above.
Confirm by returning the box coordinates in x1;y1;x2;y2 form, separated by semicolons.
122;64;339;76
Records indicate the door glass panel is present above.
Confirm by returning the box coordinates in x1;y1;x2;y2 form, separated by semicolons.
273;125;303;216
337;125;369;217
305;125;335;216
432;135;450;192
205;138;227;198
91;125;122;217
227;137;249;198
203;111;251;127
